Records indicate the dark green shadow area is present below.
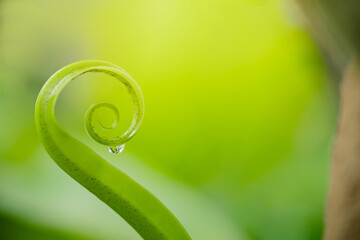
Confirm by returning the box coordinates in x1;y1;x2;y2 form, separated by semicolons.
0;211;91;240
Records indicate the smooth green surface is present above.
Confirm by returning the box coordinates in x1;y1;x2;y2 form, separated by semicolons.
34;60;191;240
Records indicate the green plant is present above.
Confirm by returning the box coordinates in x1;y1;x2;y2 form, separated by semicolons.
34;60;191;240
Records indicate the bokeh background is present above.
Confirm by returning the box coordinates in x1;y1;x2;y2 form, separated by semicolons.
0;0;339;239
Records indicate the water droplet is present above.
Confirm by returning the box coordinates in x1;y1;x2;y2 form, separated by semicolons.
108;145;125;154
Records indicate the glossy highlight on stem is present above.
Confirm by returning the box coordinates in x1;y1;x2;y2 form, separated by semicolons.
34;60;191;240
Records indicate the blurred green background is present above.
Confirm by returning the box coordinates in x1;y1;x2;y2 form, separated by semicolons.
0;0;338;239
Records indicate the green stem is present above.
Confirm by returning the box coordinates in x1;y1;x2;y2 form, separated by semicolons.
35;60;191;240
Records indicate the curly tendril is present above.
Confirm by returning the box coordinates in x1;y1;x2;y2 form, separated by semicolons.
85;102;124;153
85;82;143;153
81;63;144;153
35;60;191;240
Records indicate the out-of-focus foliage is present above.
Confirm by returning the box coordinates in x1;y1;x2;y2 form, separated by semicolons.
0;0;337;239
0;211;90;240
299;0;360;63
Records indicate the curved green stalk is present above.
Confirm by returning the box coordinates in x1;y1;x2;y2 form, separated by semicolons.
35;60;191;240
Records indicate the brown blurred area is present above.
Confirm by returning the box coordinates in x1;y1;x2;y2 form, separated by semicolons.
298;1;360;239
